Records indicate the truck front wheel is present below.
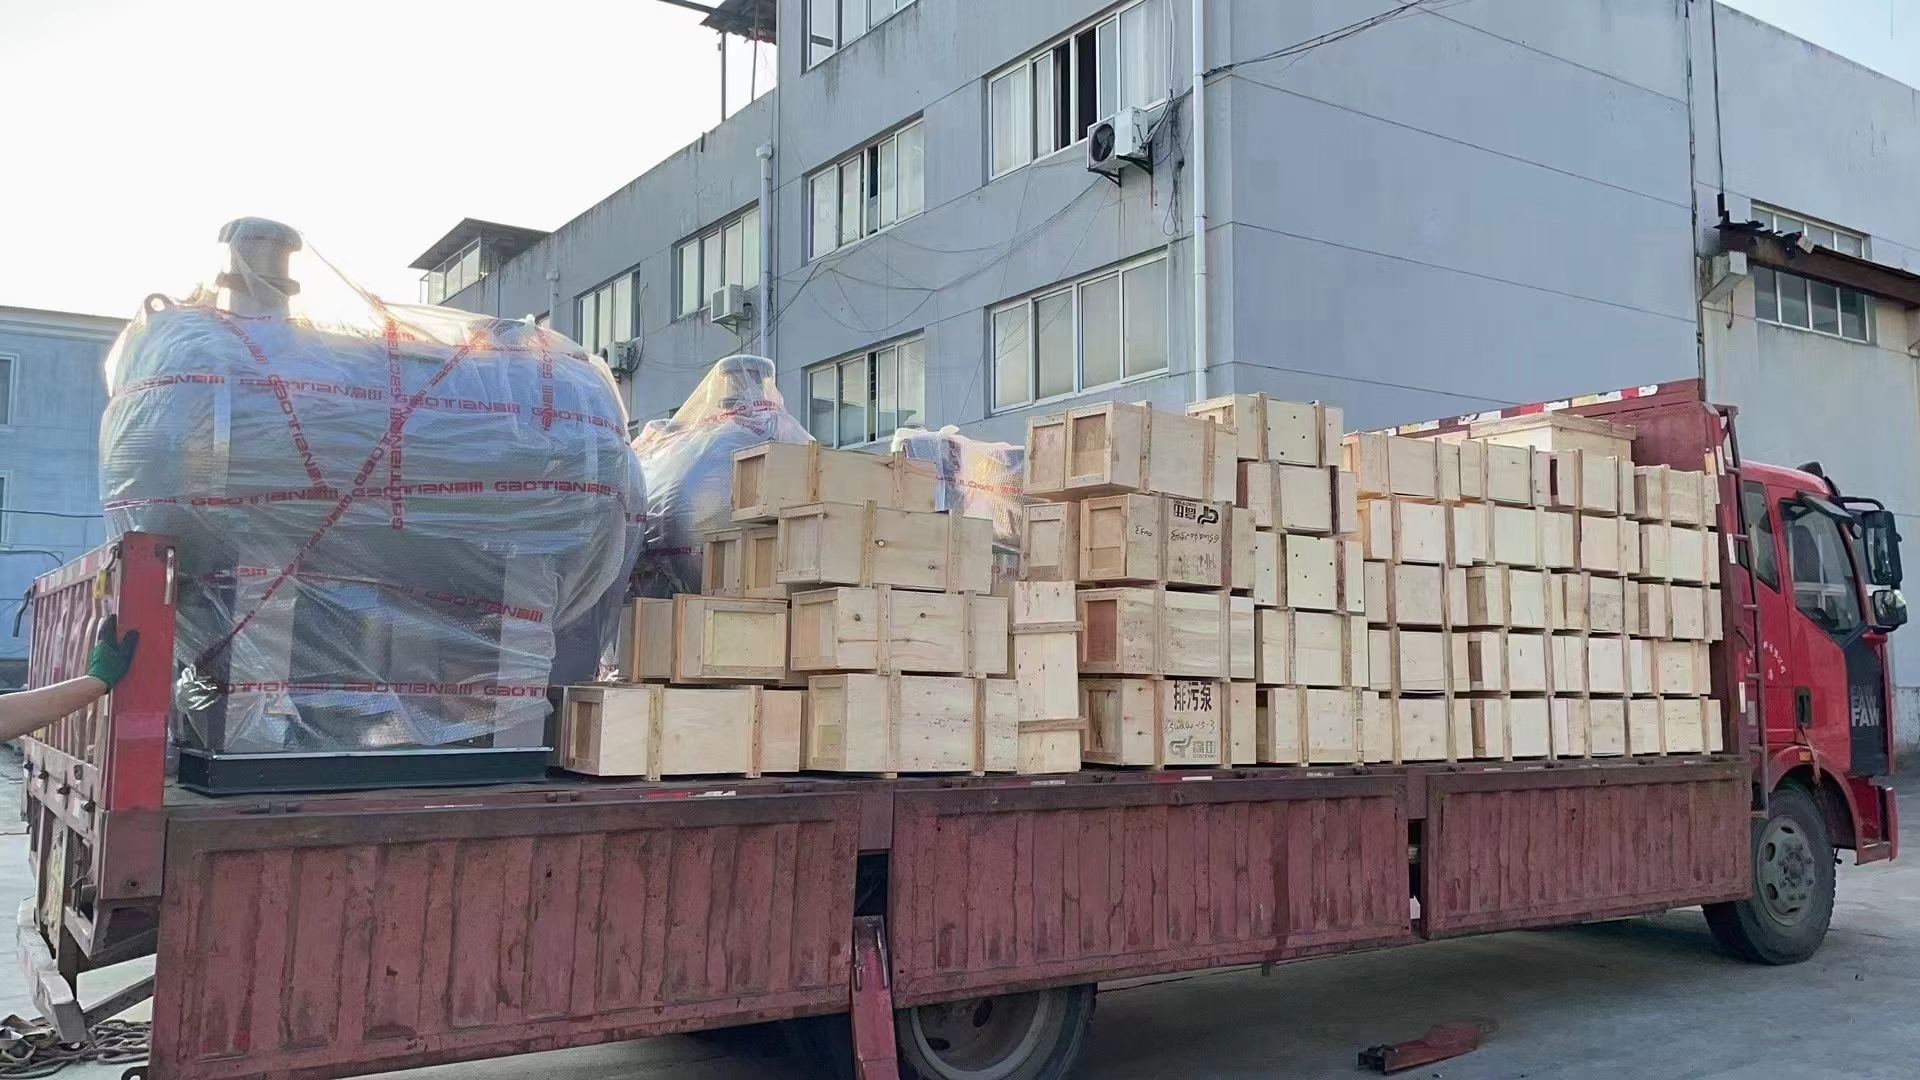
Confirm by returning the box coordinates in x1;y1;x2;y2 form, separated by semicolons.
1705;785;1836;965
896;985;1095;1080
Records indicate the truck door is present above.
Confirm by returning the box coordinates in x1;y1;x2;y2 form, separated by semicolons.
1779;496;1888;776
1740;483;1797;753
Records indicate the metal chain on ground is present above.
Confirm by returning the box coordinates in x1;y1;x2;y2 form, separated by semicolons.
0;1016;149;1078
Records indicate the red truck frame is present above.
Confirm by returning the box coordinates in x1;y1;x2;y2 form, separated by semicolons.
16;379;1898;1080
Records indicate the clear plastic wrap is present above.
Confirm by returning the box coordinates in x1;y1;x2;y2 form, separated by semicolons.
631;355;812;597
890;425;1028;547
101;221;643;759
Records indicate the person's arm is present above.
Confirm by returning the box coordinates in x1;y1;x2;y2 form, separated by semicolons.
0;616;139;743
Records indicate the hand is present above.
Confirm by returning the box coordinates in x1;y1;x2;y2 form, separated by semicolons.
86;614;140;691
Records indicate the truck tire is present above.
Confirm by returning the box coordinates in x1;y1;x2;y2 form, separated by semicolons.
1704;785;1836;965
895;985;1095;1080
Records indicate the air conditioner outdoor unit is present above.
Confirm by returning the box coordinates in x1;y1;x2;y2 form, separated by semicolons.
710;284;751;329
1087;107;1153;175
606;339;641;376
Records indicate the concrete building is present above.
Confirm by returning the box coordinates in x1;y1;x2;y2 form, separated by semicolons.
417;0;1920;749
0;307;122;685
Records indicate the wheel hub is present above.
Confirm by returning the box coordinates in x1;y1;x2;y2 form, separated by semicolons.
1756;815;1816;923
905;991;1055;1080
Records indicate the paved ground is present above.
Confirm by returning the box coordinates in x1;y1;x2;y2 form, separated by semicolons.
6;772;1918;1080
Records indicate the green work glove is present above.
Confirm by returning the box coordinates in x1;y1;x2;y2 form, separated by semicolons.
86;614;140;690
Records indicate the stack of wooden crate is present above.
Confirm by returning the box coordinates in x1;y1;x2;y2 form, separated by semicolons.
561;441;1081;779
1342;411;1727;764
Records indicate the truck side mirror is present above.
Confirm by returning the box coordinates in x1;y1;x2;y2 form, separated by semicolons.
1871;588;1909;631
1860;508;1904;588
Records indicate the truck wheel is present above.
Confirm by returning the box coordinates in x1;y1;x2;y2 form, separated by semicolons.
1705;785;1836;965
896;985;1095;1080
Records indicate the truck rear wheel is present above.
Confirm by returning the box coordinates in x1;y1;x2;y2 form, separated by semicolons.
1705;785;1835;965
896;985;1095;1080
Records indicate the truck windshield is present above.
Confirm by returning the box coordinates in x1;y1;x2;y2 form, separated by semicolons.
1782;499;1864;636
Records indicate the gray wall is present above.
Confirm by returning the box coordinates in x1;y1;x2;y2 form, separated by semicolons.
1693;5;1920;750
0;309;119;678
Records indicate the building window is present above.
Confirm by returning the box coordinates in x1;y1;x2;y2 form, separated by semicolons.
808;122;925;260
808;0;918;68
988;0;1168;179
1753;266;1872;343
576;274;636;357
419;240;486;304
1752;206;1868;258
805;336;927;447
0;354;12;425
992;253;1168;411
675;207;762;319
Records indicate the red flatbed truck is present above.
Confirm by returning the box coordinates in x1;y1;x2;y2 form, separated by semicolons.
15;379;1907;1080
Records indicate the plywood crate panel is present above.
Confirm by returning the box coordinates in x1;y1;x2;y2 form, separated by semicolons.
1254;608;1291;685
1471;412;1637;459
806;674;1018;774
1706;586;1724;642
1340;538;1367;615
1284;534;1341;611
1020;502;1078;582
1547;571;1589;633
1634;465;1717;526
1541;510;1576;570
1669;584;1708;641
1282;611;1369;688
1549;634;1587;695
789;586;1009;676
703;525;785;599
1587;635;1626;696
1364;561;1453;628
1367;628;1456;693
1026;401;1234;501
1659;697;1719;754
777;502;993;592
1491;505;1543;567
1344;432;1439;500
1462;631;1547;693
1189;394;1343;466
1388;695;1456;763
1259;686;1366;765
1547;449;1626;515
1238;461;1335;534
560;684;805;779
1250;530;1280;607
1627;698;1663;755
733;441;938;522
1081;677;1250;768
1482;443;1536;506
619;595;790;683
1508;696;1552;758
1587;574;1629;634
1632;581;1670;637
1448;502;1491;566
1010;582;1080;723
1077;494;1241;587
1078;587;1253;679
1644;640;1711;696
1358;498;1447;564
1462;566;1547;629
1576;514;1632;575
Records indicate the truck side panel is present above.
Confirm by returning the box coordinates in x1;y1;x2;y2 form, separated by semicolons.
1421;761;1751;937
887;774;1412;1006
149;790;862;1080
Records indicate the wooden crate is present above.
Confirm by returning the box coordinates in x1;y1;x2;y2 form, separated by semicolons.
1249;530;1280;607
1632;581;1671;637
732;441;937;523
1461;566;1548;629
1541;510;1576;569
1448;502;1490;566
559;684;805;779
1188;394;1343;466
1508;696;1552;758
1587;575;1629;634
1560;697;1628;757
1357;498;1447;564
777;502;993;592
1082;677;1253;768
1253;608;1289;685
1379;695;1457;763
1345;433;1440;500
1706;587;1724;642
1077;586;1253;679
1334;469;1361;535
1258;686;1366;765
1668;584;1708;641
789;586;1008;676
1283;534;1341;611
1363;561;1451;628
1545;449;1632;515
1490;505;1542;567
1461;631;1548;694
1634;465;1718;526
1470;412;1637;459
1633;640;1712;696
1575;513;1634;575
1461;696;1509;760
1367;628;1457;693
1238;461;1336;534
1339;539;1367;615
702;525;785;599
1020;502;1078;582
1283;610;1368;688
1026;401;1235;501
1010;582;1080;723
1659;697;1723;754
1453;439;1487;502
1078;494;1242;587
620;595;789;683
805;674;1017;775
1482;444;1536;506
1641;523;1713;584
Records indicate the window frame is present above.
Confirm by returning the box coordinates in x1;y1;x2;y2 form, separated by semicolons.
986;0;1171;181
989;251;1171;414
0;352;14;427
420;239;486;304
1739;480;1779;592
1750;265;1874;344
1781;497;1867;640
575;271;639;358
674;206;762;320
806;0;920;70
0;473;10;545
1751;204;1869;259
806;120;926;262
803;334;929;448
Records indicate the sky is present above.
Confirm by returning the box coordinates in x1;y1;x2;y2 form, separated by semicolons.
0;1;1912;320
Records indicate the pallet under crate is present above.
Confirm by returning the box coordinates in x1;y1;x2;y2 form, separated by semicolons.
559;684;804;779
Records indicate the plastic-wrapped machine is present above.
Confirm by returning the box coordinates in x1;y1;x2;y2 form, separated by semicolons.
101;218;643;792
890;425;1028;547
631;355;812;597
